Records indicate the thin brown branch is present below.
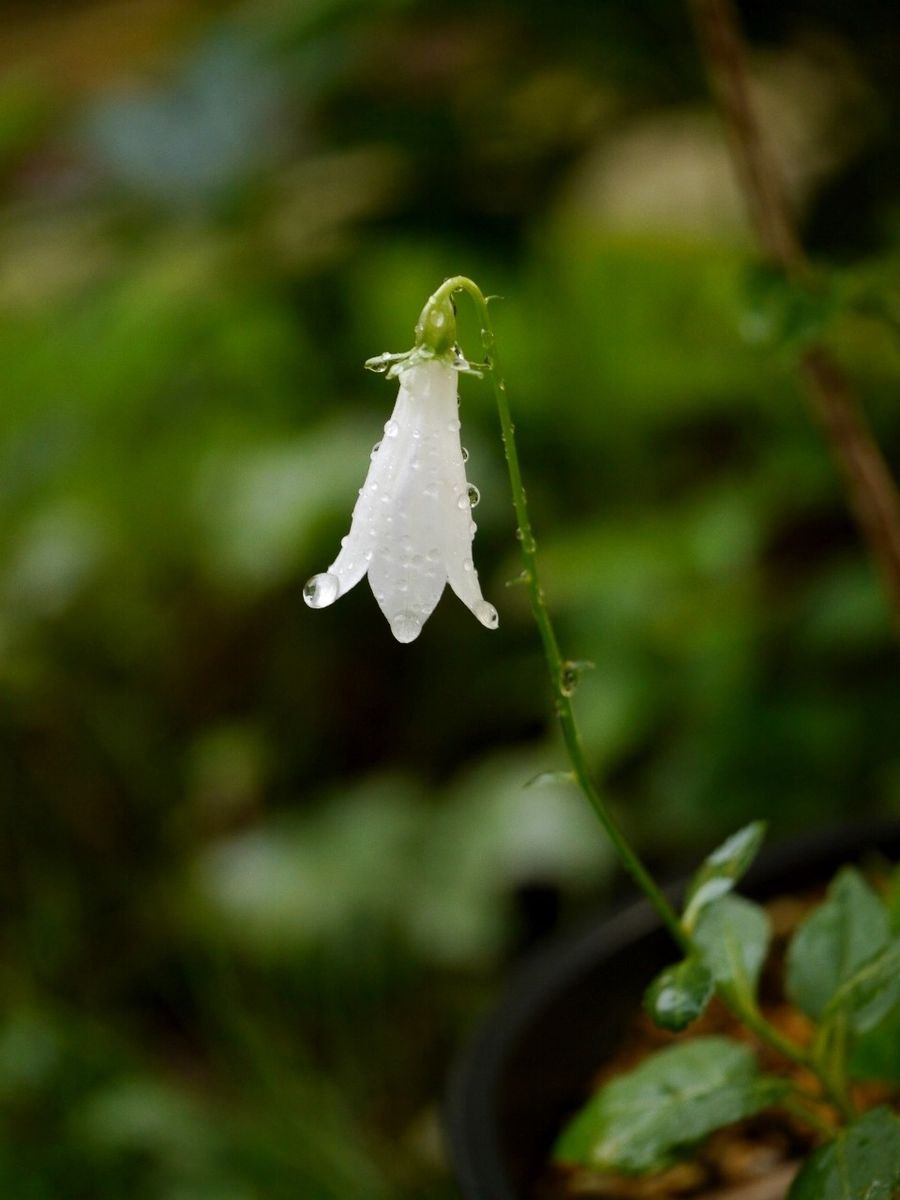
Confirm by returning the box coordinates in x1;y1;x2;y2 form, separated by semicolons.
688;0;900;635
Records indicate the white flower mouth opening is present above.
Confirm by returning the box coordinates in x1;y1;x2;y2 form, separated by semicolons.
304;359;498;643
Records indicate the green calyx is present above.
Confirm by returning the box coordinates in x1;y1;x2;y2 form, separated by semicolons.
364;277;488;380
414;287;458;356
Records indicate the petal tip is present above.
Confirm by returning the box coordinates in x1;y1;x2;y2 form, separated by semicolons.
390;612;423;643
303;572;340;609
474;600;499;630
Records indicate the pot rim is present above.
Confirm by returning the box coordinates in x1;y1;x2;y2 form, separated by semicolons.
444;816;900;1200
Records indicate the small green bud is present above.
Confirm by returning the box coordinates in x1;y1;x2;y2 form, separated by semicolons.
415;289;457;357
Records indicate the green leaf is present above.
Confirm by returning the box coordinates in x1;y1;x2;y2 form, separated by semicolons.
825;938;900;1034
682;822;767;932
850;1002;900;1086
693;895;770;1004
786;868;891;1021
553;1037;787;1173
786;1107;900;1200
644;958;714;1033
887;862;900;934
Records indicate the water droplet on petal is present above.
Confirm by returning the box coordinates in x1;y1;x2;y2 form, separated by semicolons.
461;446;469;463
457;494;470;510
475;600;499;629
391;612;422;643
384;419;399;438
466;484;481;508
463;559;474;572
370;441;382;458
426;549;440;564
447;418;461;432
303;572;340;609
424;485;438;499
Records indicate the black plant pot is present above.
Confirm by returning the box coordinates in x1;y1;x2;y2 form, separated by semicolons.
445;819;900;1200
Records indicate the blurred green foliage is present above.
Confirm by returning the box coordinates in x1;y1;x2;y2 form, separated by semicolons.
1;0;899;1195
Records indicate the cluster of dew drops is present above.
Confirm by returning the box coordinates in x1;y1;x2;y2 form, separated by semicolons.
302;408;494;633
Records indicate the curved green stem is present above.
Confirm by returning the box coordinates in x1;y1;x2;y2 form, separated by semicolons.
434;276;689;955
730;998;853;1121
734;1002;811;1069
812;1013;857;1122
781;1096;839;1140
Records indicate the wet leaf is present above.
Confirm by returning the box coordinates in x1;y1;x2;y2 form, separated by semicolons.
786;868;890;1021
693;895;770;1005
682;822;767;931
786;1107;900;1200
644;957;714;1032
554;1037;787;1173
825;938;900;1034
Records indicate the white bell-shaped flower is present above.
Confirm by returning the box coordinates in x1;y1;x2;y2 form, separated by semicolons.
304;356;498;643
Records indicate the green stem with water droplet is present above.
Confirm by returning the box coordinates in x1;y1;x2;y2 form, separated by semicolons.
428;276;690;955
432;277;854;1123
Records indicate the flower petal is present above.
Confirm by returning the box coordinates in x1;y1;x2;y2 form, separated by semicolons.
427;371;498;632
324;385;418;599
305;356;497;639
367;362;453;642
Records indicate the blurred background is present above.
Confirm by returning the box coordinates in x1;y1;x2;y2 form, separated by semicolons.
1;0;899;1196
